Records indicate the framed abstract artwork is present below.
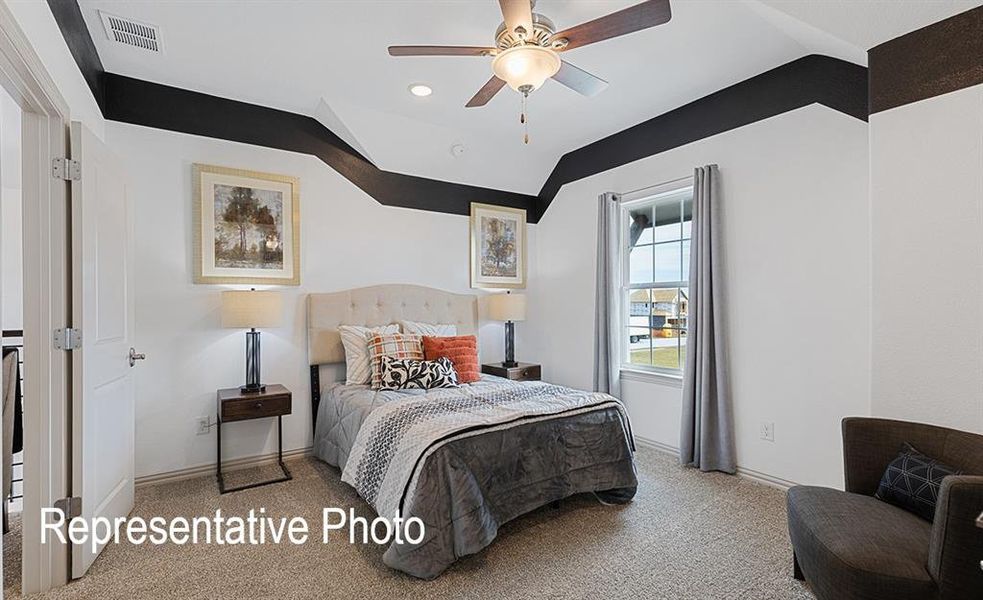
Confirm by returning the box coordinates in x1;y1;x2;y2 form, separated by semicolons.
192;163;300;285
470;202;526;289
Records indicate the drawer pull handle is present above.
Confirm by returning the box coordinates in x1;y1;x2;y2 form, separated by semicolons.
255;401;263;409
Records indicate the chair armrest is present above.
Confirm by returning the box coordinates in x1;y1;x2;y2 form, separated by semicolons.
928;475;983;597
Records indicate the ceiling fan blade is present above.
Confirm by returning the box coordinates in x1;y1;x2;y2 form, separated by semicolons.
465;76;507;108
551;0;672;52
498;0;533;36
388;45;495;57
552;61;609;97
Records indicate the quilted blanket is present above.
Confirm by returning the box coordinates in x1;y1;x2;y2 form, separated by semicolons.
340;379;632;520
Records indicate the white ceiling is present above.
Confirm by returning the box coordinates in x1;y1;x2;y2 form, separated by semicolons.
78;0;982;195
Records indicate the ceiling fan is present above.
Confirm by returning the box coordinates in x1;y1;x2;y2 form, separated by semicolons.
388;0;672;143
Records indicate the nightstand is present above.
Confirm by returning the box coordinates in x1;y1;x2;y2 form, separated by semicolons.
216;384;292;494
481;362;541;381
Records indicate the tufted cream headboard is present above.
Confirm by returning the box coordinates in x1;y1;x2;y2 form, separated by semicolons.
306;284;479;366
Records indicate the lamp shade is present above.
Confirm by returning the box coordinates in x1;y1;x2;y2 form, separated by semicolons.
488;293;527;322
221;290;283;329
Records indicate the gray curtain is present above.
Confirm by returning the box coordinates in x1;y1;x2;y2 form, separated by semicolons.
593;192;621;398
680;165;736;473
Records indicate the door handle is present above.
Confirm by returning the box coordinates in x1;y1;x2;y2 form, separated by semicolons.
128;347;146;367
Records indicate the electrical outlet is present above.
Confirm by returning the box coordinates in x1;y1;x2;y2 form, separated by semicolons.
760;421;775;442
196;416;211;435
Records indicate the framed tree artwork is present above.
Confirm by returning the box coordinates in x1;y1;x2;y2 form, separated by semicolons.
470;202;527;289
193;163;300;285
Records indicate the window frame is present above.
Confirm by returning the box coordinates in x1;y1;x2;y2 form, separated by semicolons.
618;177;694;377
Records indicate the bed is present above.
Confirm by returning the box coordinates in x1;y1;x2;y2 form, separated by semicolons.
307;284;637;579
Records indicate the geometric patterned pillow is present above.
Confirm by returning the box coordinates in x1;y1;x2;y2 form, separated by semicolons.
875;442;961;522
367;333;424;389
378;355;459;390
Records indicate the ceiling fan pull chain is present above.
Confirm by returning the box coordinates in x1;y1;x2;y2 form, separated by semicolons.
521;90;530;145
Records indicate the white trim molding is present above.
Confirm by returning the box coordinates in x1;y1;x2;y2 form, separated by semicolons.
633;435;798;490
135;447;313;488
621;368;684;388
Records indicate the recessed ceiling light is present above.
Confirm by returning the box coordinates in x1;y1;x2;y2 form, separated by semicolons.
408;83;432;97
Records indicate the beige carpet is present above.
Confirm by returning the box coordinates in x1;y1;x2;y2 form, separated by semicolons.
11;446;814;600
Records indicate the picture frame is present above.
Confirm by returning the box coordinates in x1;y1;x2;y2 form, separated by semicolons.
470;202;527;289
192;163;300;285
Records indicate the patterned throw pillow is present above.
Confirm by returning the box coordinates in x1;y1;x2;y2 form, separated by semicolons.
367;333;424;389
378;356;459;390
399;320;458;337
338;324;400;385
422;335;479;383
875;442;961;521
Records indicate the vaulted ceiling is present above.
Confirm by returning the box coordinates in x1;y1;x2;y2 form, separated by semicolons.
77;0;981;196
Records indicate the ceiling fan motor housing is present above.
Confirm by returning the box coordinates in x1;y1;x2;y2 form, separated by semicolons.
494;13;557;50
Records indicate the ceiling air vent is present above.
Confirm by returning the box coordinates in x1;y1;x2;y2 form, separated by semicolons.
99;11;161;53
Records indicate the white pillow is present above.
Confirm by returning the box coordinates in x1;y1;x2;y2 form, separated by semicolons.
399;320;458;337
338;324;399;385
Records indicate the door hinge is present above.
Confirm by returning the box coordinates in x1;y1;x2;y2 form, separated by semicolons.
54;496;82;519
53;327;82;350
52;157;81;181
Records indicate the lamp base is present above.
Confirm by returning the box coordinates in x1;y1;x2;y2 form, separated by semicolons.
240;383;266;394
501;361;518;368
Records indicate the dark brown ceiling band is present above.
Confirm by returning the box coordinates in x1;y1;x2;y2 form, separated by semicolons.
534;55;868;219
48;0;868;224
103;74;537;217
48;0;105;112
868;6;983;115
46;0;538;220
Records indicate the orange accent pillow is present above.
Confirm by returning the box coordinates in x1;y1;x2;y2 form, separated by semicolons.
422;335;479;383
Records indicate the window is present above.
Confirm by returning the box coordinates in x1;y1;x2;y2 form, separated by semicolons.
621;182;693;374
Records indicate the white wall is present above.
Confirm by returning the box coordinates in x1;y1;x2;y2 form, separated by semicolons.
527;105;871;488
1;85;21;330
870;84;983;433
104;120;535;478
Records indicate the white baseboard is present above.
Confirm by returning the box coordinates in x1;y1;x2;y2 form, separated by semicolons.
633;435;798;490
135;447;313;488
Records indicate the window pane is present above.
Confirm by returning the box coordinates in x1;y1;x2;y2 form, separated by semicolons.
654;241;682;282
652;327;681;370
629;244;653;284
654;198;682;242
681;239;690;281
682;194;693;239
628;206;653;246
627;327;652;366
677;287;689;331
627;289;651;324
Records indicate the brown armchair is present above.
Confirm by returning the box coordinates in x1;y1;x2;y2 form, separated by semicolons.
787;417;983;600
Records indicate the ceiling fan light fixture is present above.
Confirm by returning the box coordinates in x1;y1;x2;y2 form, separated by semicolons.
491;45;560;93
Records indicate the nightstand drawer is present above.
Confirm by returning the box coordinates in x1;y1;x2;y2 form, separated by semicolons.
221;393;291;422
516;364;541;380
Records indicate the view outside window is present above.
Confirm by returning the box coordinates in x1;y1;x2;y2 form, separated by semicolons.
623;187;692;372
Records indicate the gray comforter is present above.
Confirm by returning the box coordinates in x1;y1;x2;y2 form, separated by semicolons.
313;375;637;579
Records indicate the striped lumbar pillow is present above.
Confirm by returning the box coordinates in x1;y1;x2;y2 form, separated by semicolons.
338;324;400;385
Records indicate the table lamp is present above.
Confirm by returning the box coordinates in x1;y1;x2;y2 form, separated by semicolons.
222;289;282;393
488;291;526;368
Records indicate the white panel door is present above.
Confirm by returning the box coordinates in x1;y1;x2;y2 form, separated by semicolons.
70;121;135;578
